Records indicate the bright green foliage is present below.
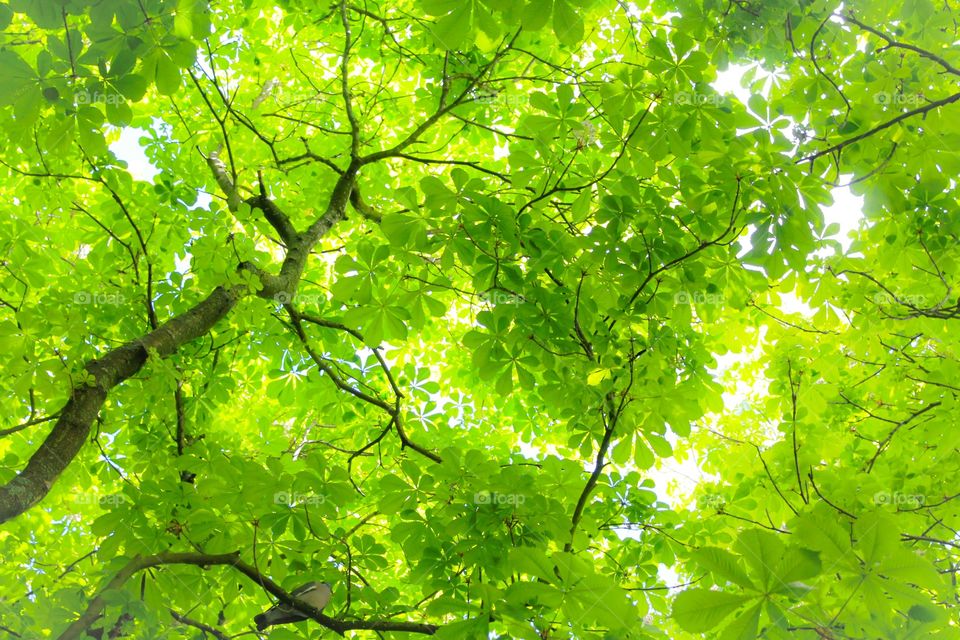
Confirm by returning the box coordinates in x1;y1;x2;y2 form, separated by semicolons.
0;0;958;638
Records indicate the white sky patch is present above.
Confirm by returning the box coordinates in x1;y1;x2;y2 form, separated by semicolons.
821;181;864;253
109;127;159;182
192;190;213;210
778;290;816;316
648;452;718;507
110;127;217;212
713;63;755;102
174;253;192;274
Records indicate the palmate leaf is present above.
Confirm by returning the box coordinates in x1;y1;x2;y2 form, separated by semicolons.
690;546;756;590
734;529;785;591
671;589;753;633
794;506;853;564
719;602;762;640
0;50;37;106
1;0;959;638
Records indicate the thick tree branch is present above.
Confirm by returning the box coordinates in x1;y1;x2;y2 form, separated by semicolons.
247;193;299;245
565;362;636;553
56;551;439;639
0;285;243;523
565;394;621;553
339;0;361;158
206;148;300;245
0;164;358;523
205;146;241;211
797;90;960;165
349;185;384;224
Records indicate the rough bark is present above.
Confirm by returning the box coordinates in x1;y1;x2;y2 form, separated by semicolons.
0;285;243;523
0;165;358;524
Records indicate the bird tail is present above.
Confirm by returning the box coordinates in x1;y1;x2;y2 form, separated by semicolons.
254;606;308;630
253;613;269;631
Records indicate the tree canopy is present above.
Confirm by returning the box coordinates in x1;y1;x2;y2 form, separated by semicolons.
1;0;959;638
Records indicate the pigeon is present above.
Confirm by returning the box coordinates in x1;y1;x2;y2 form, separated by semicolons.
254;581;331;631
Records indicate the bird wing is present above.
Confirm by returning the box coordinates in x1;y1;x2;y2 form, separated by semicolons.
254;582;331;630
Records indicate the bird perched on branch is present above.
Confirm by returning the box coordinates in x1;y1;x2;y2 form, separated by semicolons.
254;581;332;631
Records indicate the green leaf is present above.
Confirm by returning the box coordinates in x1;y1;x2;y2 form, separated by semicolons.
854;511;898;565
0;4;12;30
691;547;756;590
431;3;473;50
672;589;751;633
113;74;148;101
719;602;762;640
154;53;181;95
794;508;850;562
174;0;198;39
553;0;584;46
734;529;784;590
522;0;553;31
0;50;37;106
105;99;133;127
647;37;672;62
880;550;942;590
586;368;609;386
772;547;820;586
380;212;425;248
44;117;75;154
509;547;557;583
14;0;62;28
908;603;939;622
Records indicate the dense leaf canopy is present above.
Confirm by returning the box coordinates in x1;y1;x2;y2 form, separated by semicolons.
1;0;959;638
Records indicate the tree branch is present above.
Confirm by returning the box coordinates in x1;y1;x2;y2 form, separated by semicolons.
797;90;960;165
359;31;520;166
839;12;960;77
169;610;228;640
0;284;243;524
0;162;358;523
56;551;439;639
